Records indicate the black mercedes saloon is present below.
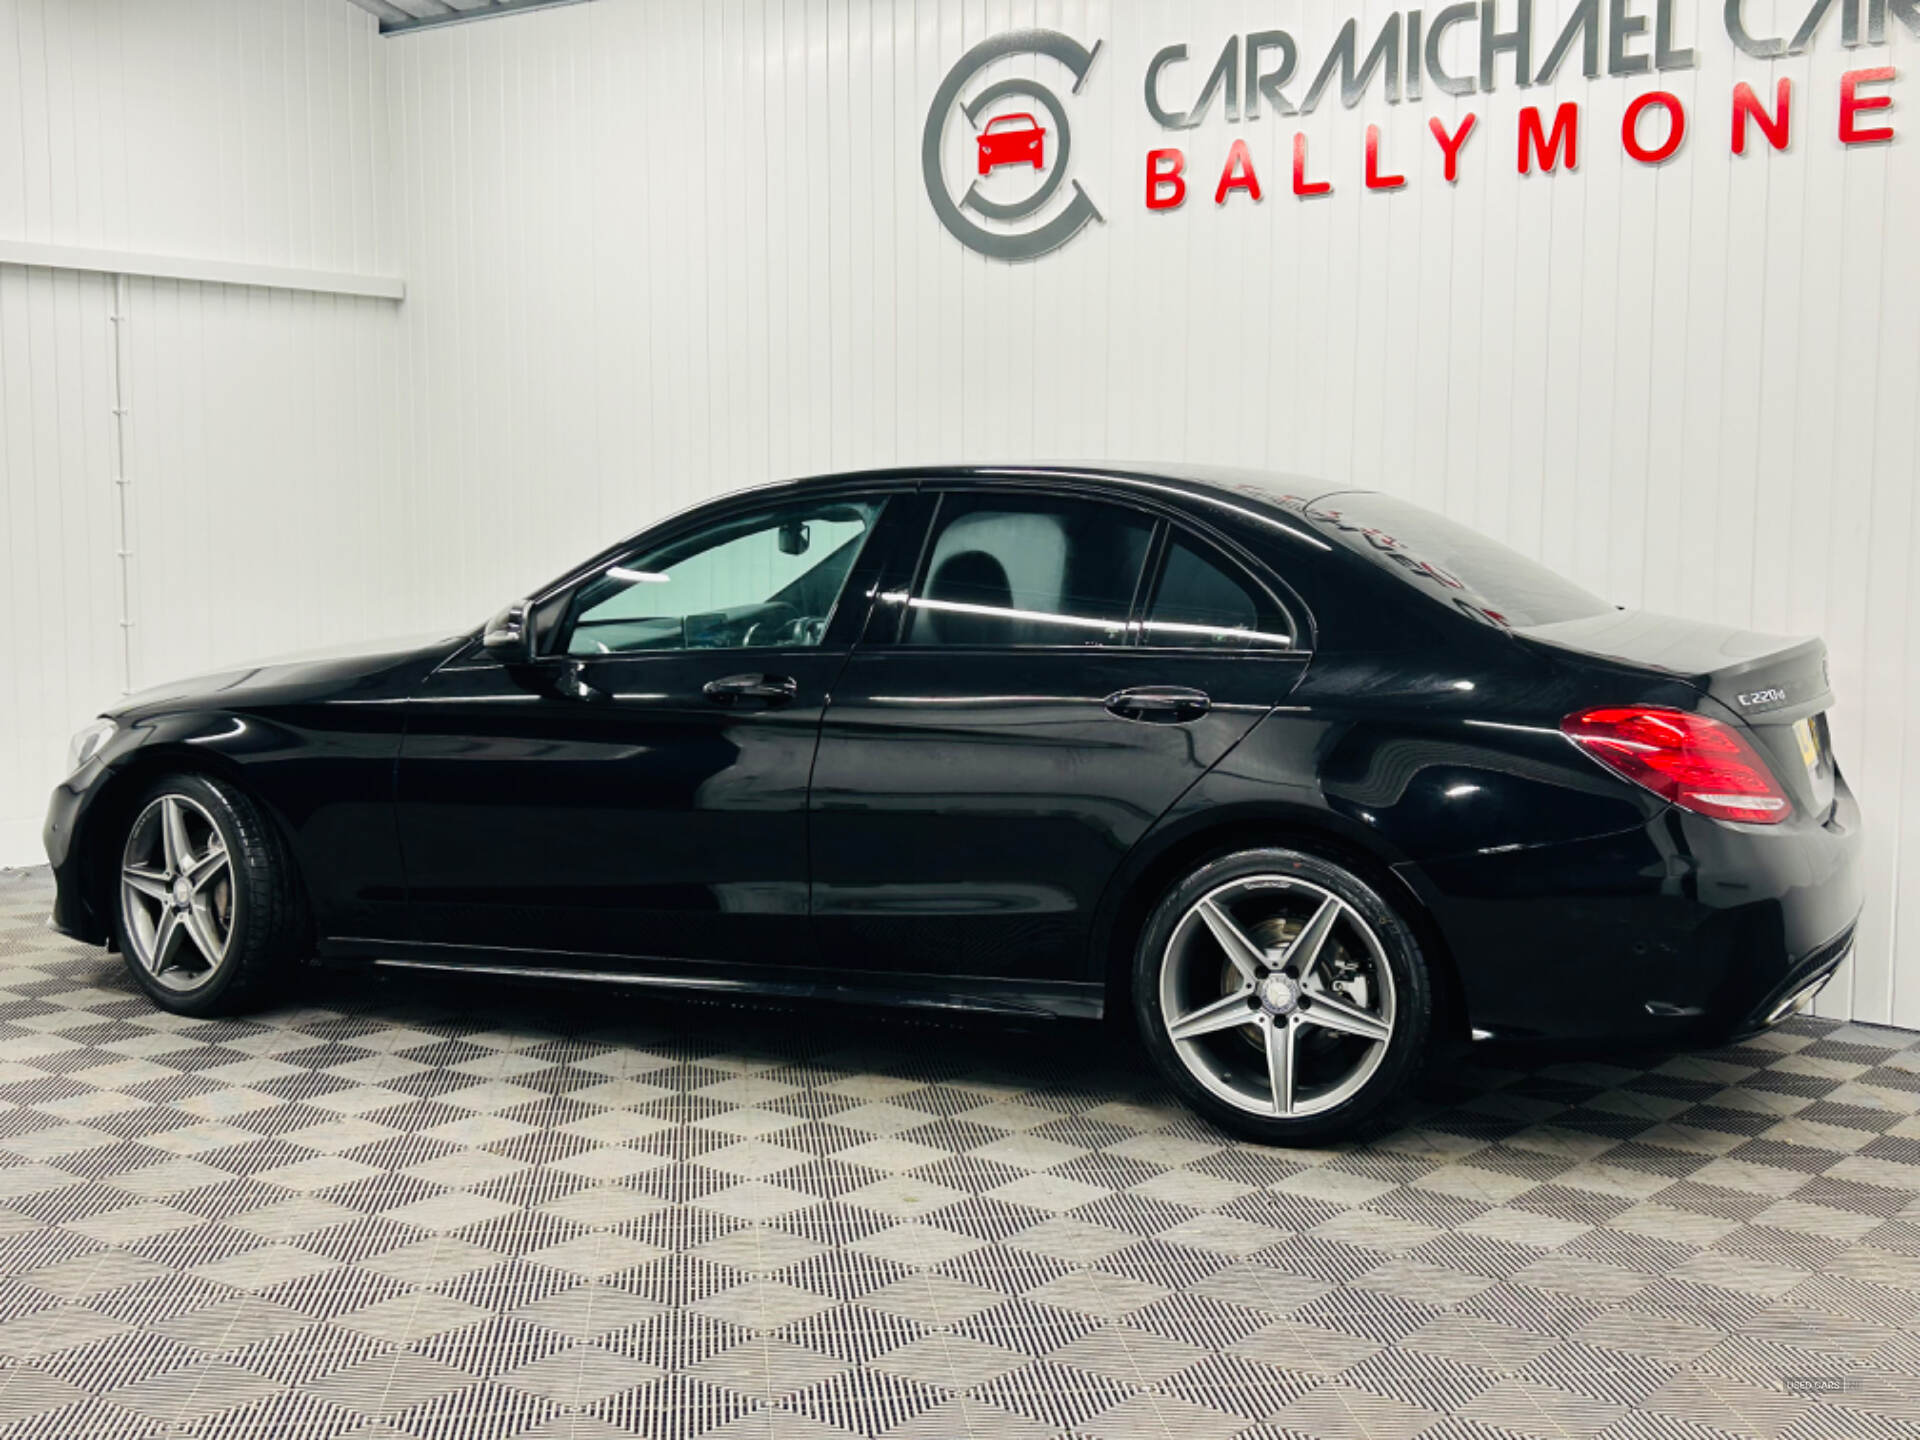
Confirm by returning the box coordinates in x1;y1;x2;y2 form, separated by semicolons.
44;466;1863;1142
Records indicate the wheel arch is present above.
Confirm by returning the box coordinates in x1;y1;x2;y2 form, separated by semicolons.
1093;803;1469;1044
79;743;309;951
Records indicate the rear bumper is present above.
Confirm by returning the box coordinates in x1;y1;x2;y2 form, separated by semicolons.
1398;772;1865;1046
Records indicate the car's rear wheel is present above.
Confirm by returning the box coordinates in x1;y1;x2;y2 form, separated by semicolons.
114;773;302;1016
1133;847;1433;1145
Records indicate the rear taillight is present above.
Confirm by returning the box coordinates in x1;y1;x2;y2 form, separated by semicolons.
1561;706;1791;824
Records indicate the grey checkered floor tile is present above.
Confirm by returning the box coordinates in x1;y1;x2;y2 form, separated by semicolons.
2;866;1918;1440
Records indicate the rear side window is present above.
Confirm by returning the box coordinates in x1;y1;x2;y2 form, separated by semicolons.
1307;492;1609;629
905;495;1152;647
1144;538;1296;650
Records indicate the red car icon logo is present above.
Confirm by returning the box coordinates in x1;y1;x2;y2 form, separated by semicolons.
977;112;1046;176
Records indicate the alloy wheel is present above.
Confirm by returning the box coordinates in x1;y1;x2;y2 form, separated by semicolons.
1158;874;1396;1118
120;794;236;993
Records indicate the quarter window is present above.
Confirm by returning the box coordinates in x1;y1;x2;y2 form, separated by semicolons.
1143;537;1295;650
562;499;881;656
905;496;1153;647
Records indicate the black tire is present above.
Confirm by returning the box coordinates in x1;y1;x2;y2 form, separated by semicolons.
1132;846;1433;1145
112;773;303;1017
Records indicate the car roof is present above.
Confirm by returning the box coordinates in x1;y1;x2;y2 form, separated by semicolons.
817;462;1359;545
767;461;1344;500
766;463;1357;542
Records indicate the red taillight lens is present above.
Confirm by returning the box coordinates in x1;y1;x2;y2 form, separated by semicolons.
1561;706;1791;824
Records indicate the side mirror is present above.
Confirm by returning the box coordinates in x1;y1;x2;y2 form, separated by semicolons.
482;601;533;664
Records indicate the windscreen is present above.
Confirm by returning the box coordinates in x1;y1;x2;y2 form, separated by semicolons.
1298;491;1611;629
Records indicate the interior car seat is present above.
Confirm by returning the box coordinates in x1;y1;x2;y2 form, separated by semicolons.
924;550;1016;645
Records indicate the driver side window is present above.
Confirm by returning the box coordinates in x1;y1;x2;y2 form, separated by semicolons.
562;499;882;656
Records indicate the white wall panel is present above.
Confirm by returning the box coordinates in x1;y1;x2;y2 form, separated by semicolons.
0;0;401;862
0;264;120;868
116;279;406;687
381;0;1920;1025
0;0;390;269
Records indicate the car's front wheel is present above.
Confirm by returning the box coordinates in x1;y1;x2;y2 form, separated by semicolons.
114;773;302;1016
1133;847;1433;1145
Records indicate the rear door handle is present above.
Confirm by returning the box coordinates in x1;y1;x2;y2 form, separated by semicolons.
704;672;799;707
1105;686;1211;724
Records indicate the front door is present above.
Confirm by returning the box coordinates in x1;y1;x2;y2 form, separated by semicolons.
396;493;889;969
809;487;1308;985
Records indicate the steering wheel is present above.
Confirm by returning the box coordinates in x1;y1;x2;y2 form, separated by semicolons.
739;603;801;648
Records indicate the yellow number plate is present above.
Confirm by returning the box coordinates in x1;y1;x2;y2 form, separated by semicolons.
1793;717;1820;772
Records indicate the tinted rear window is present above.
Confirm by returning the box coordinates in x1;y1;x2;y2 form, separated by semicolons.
1303;492;1610;629
905;495;1153;647
1144;537;1295;650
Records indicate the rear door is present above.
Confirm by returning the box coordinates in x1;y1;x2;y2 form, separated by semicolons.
808;483;1310;984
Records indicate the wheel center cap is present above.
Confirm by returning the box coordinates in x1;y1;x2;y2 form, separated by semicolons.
171;876;193;909
1259;974;1300;1015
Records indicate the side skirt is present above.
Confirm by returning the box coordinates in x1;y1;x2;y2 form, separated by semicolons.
319;938;1105;1021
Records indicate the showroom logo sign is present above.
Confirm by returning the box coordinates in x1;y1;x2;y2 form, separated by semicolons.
921;29;1105;262
928;3;1914;261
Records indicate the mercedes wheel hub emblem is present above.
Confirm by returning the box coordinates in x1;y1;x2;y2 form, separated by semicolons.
171;876;194;909
1259;974;1300;1016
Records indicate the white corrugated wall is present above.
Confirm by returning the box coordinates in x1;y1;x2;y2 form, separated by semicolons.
3;0;1917;1028
0;0;405;864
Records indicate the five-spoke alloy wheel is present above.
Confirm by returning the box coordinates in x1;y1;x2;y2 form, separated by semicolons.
1134;847;1432;1144
112;774;301;1016
121;793;235;993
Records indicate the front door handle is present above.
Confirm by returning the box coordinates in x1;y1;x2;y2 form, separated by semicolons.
1106;686;1211;724
704;672;799;707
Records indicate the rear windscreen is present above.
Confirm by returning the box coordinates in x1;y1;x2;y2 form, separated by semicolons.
1300;491;1611;629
